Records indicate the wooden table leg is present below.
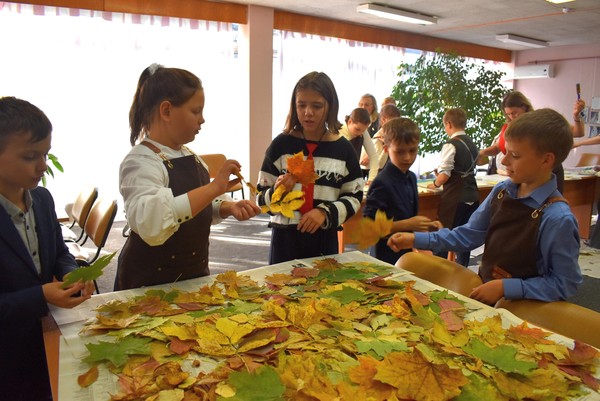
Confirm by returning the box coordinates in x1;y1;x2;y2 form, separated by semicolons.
42;315;60;401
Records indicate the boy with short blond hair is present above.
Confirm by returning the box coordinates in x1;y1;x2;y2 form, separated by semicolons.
364;118;440;265
388;108;582;305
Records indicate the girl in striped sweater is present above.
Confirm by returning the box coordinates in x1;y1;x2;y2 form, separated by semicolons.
257;71;364;264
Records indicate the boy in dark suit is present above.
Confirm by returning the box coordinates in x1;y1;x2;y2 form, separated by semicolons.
0;96;94;401
364;118;441;265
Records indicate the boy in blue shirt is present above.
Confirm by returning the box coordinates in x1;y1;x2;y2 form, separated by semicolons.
364;118;441;265
0;96;94;400
388;108;582;305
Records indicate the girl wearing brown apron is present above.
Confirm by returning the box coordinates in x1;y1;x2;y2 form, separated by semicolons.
115;64;260;290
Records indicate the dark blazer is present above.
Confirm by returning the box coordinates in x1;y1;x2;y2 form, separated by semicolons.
0;187;77;401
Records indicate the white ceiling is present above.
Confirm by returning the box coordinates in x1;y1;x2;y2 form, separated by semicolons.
229;0;600;51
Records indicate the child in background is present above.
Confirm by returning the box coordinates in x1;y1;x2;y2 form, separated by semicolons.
362;103;402;171
381;96;396;107
427;108;479;267
358;93;380;137
364;118;441;265
116;64;260;290
388;109;582;305
0;96;94;401
339;107;379;183
257;71;364;264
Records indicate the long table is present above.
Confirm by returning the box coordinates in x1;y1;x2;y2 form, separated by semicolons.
339;173;600;252
45;251;600;400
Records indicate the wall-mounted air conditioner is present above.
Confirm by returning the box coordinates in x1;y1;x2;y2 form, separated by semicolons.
513;64;554;79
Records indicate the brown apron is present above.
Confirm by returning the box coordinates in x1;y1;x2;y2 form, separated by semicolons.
438;173;464;229
479;188;567;282
115;142;212;290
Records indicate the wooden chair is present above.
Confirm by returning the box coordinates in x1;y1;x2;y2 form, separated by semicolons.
495;298;600;349
200;153;245;199
62;187;98;242
67;198;118;294
395;252;483;297
575;152;600;167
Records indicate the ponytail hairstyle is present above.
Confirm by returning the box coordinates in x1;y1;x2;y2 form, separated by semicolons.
345;107;370;125
129;63;203;146
283;71;341;135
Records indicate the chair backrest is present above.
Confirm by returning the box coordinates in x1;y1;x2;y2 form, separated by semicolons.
575;152;600;167
83;198;118;262
70;187;98;228
495;298;600;349
200;153;227;179
395;252;483;297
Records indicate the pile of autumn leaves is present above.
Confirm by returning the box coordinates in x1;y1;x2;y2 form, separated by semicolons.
78;258;600;401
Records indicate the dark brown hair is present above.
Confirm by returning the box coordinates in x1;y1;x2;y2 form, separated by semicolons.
344;107;370;125
383;117;420;146
0;96;52;151
501;90;534;120
129;64;203;146
505;108;573;166
283;71;341;135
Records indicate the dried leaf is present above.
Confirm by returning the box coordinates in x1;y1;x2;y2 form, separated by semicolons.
286;151;318;185
347;210;393;249
78;365;99;388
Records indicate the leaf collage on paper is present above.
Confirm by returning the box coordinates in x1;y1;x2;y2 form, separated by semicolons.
260;185;305;218
347;210;394;249
78;259;600;401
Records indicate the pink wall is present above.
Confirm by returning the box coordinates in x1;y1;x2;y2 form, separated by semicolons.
514;44;600;167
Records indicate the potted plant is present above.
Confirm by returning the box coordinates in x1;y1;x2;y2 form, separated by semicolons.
391;51;508;155
42;153;63;186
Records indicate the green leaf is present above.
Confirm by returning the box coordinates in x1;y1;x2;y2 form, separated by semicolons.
322;286;366;304
217;365;285;401
462;338;537;375
84;336;152;367
355;339;409;358
62;251;117;288
145;289;180;303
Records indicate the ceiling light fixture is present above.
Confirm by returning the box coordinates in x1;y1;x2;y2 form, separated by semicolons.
545;0;575;4
495;34;549;48
357;3;437;25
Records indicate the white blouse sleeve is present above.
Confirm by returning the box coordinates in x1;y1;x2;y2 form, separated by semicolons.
119;149;193;246
362;131;380;181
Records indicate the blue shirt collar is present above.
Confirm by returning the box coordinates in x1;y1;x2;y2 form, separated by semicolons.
504;174;558;206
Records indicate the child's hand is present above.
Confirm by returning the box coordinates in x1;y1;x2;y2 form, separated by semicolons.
297;208;326;234
42;281;91;309
214;159;243;194
405;216;438;232
274;173;297;193
573;99;585;116
469;280;504;305
387;233;415;252
230;200;261;221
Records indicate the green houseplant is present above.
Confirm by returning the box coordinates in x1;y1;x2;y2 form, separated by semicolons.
42;153;63;186
391;51;508;155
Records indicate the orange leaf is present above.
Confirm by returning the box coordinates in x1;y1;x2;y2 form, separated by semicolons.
78;365;99;388
287;151;319;185
375;350;468;401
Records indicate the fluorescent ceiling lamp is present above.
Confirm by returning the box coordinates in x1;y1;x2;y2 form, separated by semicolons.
495;34;548;48
357;3;437;25
545;0;575;3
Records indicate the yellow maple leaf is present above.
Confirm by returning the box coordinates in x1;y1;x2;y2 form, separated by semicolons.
215;315;256;345
262;186;305;217
287;151;319;185
347;210;393;250
375;350;469;401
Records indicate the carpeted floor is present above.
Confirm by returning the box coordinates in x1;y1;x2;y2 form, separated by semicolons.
81;215;600;313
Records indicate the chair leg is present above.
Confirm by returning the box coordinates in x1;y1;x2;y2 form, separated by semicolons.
93;280;100;294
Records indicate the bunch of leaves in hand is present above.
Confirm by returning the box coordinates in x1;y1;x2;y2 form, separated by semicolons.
261;186;305;218
347;210;393;249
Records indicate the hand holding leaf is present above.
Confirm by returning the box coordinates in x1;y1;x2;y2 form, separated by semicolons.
287;151;318;185
347;210;393;249
62;251;117;288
